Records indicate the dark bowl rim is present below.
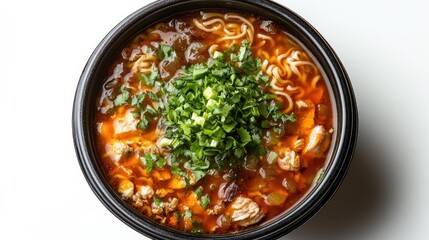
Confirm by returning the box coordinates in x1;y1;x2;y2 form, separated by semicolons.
72;0;358;239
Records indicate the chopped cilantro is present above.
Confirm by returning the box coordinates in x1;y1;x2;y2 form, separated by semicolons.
114;86;131;106
157;44;176;60
137;116;149;130
200;194;210;210
194;187;203;198
159;40;295;180
138;65;159;87
140;153;166;173
140;153;154;173
184;209;192;219
237;127;251;145
155;156;167;168
191;221;204;233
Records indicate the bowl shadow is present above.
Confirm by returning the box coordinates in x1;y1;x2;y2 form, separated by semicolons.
282;124;394;240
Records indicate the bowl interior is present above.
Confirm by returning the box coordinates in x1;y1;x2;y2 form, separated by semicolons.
73;0;357;239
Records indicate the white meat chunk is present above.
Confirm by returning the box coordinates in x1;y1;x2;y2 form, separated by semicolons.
132;185;154;207
139;186;154;199
107;140;132;164
164;198;179;213
118;179;134;198
113;109;139;135
278;149;300;171
230;196;264;227
303;125;330;158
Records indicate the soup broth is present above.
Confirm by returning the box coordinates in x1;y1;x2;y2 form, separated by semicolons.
95;11;333;234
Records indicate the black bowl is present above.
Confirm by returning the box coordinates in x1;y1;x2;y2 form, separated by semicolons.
72;0;358;239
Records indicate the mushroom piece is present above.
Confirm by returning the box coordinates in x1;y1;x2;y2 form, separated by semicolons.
303;125;330;158
218;182;239;203
230;196;264;227
278;149;300;171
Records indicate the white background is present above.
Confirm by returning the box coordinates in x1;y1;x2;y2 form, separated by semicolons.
1;0;428;239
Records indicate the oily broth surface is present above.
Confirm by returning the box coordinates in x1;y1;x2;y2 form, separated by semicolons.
95;11;333;233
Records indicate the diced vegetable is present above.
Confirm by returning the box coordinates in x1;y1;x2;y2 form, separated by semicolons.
266;151;278;164
265;191;287;206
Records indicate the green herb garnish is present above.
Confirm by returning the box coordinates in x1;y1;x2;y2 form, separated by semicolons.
160;40;295;180
200;194;210;210
114;86;131;106
194;187;203;198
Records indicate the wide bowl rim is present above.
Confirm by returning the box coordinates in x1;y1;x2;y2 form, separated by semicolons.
72;0;358;239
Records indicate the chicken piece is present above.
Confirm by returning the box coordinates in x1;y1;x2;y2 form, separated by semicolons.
164;198;179;213
296;100;309;109
132;185;154;207
293;138;305;152
118;179;134;198
105;140;132;164
151;202;163;215
113;109;139;135
278;149;300;171
155;188;174;198
230;196;264;227
303;125;330;158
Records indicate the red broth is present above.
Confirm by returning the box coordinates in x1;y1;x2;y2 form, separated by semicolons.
94;11;333;234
